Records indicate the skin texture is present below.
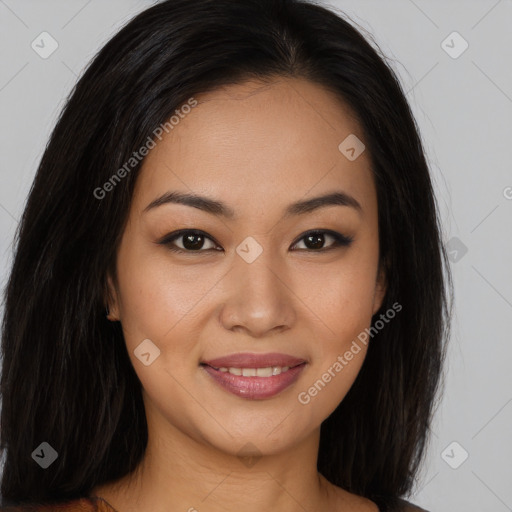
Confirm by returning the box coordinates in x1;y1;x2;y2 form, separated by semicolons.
91;77;386;512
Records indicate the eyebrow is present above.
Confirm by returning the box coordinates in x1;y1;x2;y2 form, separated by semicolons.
143;190;363;219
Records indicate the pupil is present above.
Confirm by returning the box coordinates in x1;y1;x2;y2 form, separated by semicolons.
183;233;204;250
306;233;324;249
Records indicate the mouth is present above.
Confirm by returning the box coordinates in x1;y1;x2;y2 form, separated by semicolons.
200;353;307;400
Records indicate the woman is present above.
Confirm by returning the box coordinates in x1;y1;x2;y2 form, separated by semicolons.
0;0;452;511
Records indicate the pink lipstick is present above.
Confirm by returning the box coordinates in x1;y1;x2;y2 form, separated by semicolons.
201;352;307;400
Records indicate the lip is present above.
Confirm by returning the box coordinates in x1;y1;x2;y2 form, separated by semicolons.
201;352;306;369
201;362;307;400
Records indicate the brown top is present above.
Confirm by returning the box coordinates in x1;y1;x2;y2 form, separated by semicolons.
0;497;117;512
1;496;429;511
394;498;429;512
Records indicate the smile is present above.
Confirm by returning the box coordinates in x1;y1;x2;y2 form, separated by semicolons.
201;362;307;400
210;365;292;376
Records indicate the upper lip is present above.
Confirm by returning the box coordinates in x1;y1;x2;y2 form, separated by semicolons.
201;352;307;369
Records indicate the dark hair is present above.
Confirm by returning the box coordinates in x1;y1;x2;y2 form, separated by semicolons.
0;0;452;508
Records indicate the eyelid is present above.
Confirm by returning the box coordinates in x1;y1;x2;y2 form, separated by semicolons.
290;229;353;250
158;228;353;253
157;229;220;252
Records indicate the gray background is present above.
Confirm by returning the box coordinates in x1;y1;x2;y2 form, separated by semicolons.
1;1;511;510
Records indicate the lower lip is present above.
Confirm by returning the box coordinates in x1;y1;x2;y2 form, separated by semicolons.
201;363;306;400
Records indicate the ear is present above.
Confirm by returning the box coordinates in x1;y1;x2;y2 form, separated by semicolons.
372;260;387;316
105;273;120;321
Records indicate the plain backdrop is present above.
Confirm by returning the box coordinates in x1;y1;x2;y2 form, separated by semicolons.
0;1;511;511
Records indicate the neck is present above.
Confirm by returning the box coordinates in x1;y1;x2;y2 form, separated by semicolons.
90;414;343;511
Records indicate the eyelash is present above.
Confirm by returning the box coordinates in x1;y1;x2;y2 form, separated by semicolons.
158;229;354;254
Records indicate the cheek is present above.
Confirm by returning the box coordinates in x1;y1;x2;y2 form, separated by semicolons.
113;240;214;356
300;256;378;353
295;270;374;420
298;346;367;407
293;243;378;417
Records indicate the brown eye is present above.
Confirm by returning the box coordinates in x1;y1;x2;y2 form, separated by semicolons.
291;230;354;251
302;232;327;250
180;232;208;251
159;229;353;254
159;230;219;253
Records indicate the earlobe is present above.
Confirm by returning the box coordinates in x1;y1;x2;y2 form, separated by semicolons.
372;263;387;315
105;274;120;321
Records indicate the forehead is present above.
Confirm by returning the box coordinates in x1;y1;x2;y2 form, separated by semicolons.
134;77;376;220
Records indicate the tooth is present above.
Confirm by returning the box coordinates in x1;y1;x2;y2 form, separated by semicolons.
256;367;273;377
219;366;292;376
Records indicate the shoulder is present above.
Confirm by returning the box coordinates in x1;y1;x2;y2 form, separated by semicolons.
0;497;116;512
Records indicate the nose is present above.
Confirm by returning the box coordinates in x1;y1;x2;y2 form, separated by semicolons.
218;246;296;338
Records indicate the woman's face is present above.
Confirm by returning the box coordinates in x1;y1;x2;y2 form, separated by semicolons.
108;77;386;457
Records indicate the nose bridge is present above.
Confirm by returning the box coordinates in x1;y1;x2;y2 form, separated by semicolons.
234;237;284;302
220;238;295;335
239;244;279;292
